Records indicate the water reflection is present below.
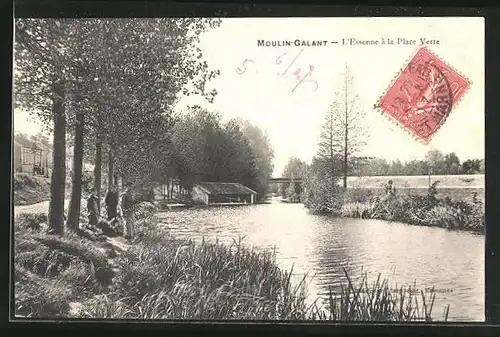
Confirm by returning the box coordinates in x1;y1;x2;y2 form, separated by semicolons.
156;202;484;321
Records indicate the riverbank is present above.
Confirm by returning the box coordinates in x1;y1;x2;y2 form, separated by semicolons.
14;201;450;321
13;173;72;206
343;187;484;233
305;182;484;234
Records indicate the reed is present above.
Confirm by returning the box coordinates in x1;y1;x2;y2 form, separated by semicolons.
14;204;451;321
77;225;450;321
339;192;484;233
321;268;449;322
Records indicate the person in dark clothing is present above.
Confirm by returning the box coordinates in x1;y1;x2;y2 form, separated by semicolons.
87;188;99;227
105;186;119;221
385;180;396;196
120;183;135;240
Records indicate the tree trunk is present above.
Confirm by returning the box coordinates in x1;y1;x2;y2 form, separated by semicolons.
170;179;174;201
67;107;85;230
48;79;66;235
148;186;154;201
94;135;102;215
115;173;122;197
343;154;348;189
107;148;114;189
343;77;349;190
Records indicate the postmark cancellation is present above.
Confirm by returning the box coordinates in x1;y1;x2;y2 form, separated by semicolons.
376;46;471;144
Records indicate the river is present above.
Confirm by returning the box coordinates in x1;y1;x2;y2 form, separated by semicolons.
155;200;484;322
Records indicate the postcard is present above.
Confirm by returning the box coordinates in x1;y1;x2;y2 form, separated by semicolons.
12;17;484;322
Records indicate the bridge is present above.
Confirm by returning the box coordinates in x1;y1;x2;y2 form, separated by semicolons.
269;177;304;183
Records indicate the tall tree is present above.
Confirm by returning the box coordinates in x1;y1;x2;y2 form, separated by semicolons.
462;159;482;174
14;19;76;234
303;157;343;213
65;20;102;230
425;149;446;175
318;65;366;189
239;120;274;200
281;157;308;197
225;119;258;188
66;89;85;230
102;18;220;192
444;152;461;175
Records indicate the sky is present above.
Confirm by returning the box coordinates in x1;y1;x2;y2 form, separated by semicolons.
14;17;484;177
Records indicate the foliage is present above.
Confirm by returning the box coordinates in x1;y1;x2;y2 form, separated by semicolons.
323;268;448;322
318;64;367;188
303;158;344;214
280;157;308;198
238;120;275;199
356;151;484;177
13;173;54;206
15;202;449;321
169;108;273;199
14;18;225;230
338;184;484;233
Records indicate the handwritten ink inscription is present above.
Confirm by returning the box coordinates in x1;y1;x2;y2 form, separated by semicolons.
236;49;319;93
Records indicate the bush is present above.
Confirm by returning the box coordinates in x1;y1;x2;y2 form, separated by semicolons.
343;187;373;203
15;212;48;231
303;181;344;215
13;173;52;206
330;182;484;233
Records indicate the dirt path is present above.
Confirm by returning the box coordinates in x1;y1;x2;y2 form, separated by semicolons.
14;199;70;217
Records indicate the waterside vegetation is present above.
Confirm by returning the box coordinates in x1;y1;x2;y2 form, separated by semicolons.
15;202;450;321
304;179;484;234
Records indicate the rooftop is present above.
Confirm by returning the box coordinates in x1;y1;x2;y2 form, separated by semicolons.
195;182;257;195
14;135;48;151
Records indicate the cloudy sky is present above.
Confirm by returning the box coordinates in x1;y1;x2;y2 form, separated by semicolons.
14;17;484;176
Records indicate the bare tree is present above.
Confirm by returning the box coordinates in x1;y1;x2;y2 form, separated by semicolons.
318;64;366;189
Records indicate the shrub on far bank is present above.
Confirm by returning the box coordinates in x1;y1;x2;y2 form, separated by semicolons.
338;183;484;233
303;180;344;215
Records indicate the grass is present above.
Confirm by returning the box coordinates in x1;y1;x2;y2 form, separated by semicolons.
75;229;450;321
14;214;114;317
13;173;72;206
14;201;451;321
338;185;484;233
322;269;449;322
14;173;52;206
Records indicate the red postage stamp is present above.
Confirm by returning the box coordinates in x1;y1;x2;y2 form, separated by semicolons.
376;46;471;143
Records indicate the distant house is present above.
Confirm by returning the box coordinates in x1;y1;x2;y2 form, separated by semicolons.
13;136;52;177
13;135;92;178
192;182;257;205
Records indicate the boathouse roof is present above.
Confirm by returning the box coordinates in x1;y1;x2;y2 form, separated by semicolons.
195;182;257;195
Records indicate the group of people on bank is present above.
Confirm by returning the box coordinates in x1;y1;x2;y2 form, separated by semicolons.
86;182;135;241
